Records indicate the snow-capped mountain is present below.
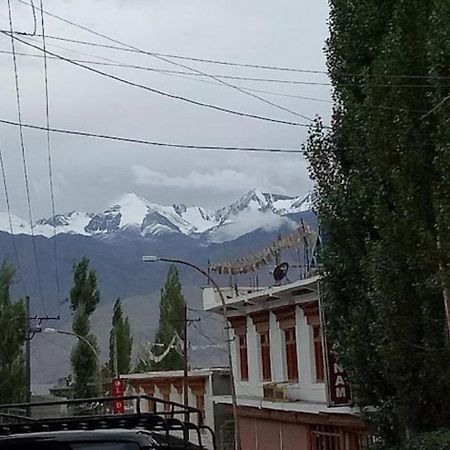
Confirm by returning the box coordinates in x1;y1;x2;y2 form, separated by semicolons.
0;190;315;243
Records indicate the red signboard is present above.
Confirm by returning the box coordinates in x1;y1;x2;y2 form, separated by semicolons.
112;378;125;414
324;341;353;407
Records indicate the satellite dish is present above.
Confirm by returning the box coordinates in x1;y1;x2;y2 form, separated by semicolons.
273;262;289;284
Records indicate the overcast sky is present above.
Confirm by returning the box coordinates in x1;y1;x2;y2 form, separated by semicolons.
0;0;331;218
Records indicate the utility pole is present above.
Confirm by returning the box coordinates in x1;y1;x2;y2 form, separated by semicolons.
183;302;189;423
25;296;31;409
24;296;60;416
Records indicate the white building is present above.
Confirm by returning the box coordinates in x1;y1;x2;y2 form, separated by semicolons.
121;368;231;449
203;276;372;450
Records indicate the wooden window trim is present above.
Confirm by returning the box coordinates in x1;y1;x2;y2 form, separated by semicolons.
313;325;325;382
238;334;249;381
284;327;299;381
260;330;272;381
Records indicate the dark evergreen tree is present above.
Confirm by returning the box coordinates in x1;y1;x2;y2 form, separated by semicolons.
305;0;450;443
0;262;27;404
150;265;185;371
109;298;133;376
70;257;100;398
70;257;100;314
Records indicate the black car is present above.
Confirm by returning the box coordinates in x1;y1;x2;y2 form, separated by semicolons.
0;395;214;450
0;429;203;449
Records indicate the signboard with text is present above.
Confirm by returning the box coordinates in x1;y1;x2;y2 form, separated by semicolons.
324;341;353;407
112;378;125;414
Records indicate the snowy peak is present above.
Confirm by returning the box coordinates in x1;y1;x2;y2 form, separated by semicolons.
0;190;314;241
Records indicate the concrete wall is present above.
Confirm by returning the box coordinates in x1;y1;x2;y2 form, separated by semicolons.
231;306;326;403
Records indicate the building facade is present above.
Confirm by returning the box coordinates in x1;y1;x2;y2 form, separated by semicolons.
121;368;231;448
203;276;371;450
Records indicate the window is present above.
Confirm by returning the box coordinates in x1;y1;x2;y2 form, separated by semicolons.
284;327;298;381
313;325;325;382
260;331;271;381
310;425;340;450
238;334;249;380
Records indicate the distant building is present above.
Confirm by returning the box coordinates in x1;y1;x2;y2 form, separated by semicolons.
121;367;231;449
203;276;372;450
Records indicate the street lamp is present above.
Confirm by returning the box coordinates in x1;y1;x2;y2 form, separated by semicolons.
142;256;241;450
43;328;102;397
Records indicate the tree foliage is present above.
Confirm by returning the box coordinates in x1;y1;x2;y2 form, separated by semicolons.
146;265;185;371
304;0;450;443
70;257;100;315
109;298;133;376
0;262;27;404
70;258;100;398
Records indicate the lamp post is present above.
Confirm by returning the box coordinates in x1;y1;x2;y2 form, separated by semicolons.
142;256;241;450
43;328;102;397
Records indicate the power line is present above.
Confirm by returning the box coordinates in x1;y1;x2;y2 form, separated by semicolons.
0;48;334;103
7;23;450;81
0;136;27;296
8;0;37;36
9;2;316;122
0;118;304;154
3;33;311;128
39;0;61;306
6;40;325;86
191;322;227;353
6;0;46;314
10;3;317;122
9;33;446;90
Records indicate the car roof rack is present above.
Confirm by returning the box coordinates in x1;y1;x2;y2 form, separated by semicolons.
0;395;215;449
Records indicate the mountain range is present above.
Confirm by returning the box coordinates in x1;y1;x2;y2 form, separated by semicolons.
0;189;315;391
0;189;314;243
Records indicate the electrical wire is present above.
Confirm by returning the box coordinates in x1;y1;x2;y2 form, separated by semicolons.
10;33;444;88
191;322;228;353
8;2;317;122
5;0;37;36
0;48;334;103
7;23;450;81
0;136;28;296
6;0;46;314
2;33;311;128
39;0;61;307
0;118;303;153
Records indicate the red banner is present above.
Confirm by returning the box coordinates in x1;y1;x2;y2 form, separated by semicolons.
112;378;125;414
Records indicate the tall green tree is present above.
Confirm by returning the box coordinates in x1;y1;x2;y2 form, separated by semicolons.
0;262;27;404
150;265;185;371
109;298;133;376
70;257;100;314
70;257;100;398
305;0;450;444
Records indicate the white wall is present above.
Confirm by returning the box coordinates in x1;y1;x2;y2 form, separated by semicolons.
231;305;326;404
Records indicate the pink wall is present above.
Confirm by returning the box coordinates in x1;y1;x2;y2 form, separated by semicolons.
239;416;309;450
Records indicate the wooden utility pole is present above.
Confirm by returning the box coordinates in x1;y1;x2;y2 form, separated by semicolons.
24;297;60;416
183;302;189;423
25;296;31;411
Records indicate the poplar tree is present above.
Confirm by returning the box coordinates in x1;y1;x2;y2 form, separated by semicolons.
150;265;185;371
70;257;100;398
305;0;450;443
0;262;26;404
109;298;133;376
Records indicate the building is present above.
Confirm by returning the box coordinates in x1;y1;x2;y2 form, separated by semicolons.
203;276;372;450
121;368;231;448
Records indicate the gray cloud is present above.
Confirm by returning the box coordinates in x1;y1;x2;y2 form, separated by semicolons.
0;0;330;218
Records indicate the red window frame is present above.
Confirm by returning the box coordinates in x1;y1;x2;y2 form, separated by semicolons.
260;331;271;381
284;327;298;381
313;325;324;382
238;334;249;381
